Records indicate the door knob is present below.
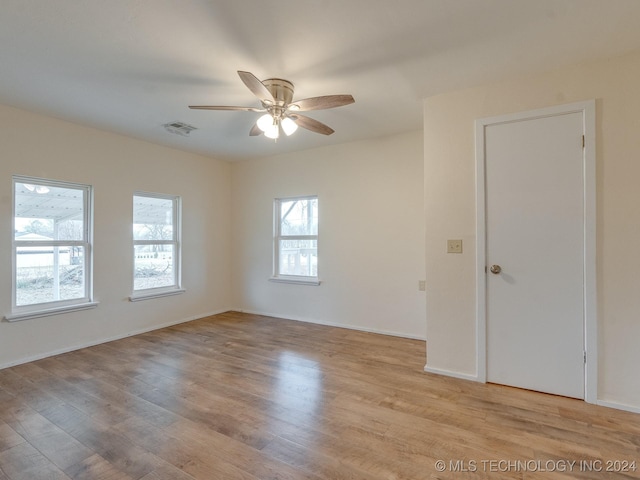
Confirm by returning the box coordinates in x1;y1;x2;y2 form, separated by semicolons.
490;265;502;274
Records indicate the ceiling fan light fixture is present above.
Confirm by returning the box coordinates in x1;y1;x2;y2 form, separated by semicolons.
263;124;280;139
256;113;274;132
281;117;298;136
257;112;283;139
264;123;280;140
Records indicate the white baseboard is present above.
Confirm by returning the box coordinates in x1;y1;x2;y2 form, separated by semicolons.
5;307;638;417
233;308;426;341
424;365;640;415
423;364;480;382
596;399;640;414
0;308;230;370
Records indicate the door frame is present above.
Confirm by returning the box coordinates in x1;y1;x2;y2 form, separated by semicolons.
475;100;597;403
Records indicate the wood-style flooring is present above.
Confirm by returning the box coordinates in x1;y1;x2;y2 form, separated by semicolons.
0;311;639;479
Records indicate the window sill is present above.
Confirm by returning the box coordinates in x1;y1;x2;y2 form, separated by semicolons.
5;301;99;322
269;277;321;286
129;288;186;302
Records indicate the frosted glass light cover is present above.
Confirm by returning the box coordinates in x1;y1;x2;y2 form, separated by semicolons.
281;117;298;136
264;123;279;139
257;113;274;132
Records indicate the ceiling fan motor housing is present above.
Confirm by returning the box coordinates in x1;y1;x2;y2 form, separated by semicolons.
262;78;295;107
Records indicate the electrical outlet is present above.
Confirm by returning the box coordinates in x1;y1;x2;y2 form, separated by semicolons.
447;239;463;253
418;280;426;291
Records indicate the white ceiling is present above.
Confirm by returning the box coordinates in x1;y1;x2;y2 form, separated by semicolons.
2;0;640;162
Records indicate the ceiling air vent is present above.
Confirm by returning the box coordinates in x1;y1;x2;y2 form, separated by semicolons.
163;121;197;137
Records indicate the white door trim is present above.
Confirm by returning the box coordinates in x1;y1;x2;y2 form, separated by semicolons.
475;100;597;404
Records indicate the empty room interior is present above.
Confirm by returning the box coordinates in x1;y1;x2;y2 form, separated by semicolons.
1;1;640;479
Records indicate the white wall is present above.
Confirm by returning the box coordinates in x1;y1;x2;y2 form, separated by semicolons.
424;50;640;411
0;104;231;367
231;131;426;339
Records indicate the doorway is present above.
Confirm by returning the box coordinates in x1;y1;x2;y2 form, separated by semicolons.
475;101;596;402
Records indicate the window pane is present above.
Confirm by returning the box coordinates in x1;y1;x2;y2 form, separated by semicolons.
279;239;317;277
133;196;174;241
134;244;175;290
14;183;84;241
15;245;86;306
280;198;318;236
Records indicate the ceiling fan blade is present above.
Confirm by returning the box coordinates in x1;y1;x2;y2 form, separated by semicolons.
249;123;262;136
237;71;275;104
289;94;354;112
289;114;334;135
189;105;265;112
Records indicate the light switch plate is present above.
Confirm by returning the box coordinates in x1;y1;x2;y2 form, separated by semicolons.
447;239;463;253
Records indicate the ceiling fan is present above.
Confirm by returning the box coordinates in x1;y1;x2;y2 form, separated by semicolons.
189;71;355;139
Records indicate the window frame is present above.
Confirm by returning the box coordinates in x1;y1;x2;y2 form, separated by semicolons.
7;175;97;322
271;195;320;286
130;191;184;301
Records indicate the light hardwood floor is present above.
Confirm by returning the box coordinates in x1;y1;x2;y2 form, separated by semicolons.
0;311;639;479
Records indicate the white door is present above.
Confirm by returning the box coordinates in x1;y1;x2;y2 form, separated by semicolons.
484;111;585;399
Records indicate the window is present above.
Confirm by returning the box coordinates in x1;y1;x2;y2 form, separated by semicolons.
131;192;183;300
8;176;96;321
272;196;319;284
